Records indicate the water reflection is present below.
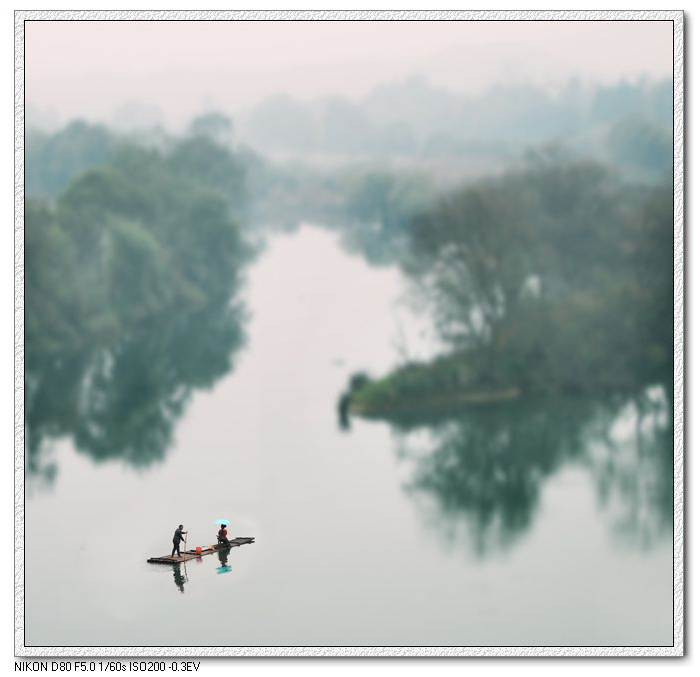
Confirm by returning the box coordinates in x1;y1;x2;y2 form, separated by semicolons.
173;563;187;594
216;549;232;574
583;390;672;549
388;388;671;555
27;301;247;480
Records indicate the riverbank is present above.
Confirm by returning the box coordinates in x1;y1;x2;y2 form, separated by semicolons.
339;353;521;423
339;348;671;427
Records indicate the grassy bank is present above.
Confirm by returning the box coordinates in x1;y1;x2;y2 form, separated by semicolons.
339;353;521;423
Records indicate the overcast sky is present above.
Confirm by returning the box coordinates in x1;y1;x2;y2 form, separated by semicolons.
25;19;673;129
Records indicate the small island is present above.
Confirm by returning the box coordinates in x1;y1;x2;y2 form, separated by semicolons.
339;157;672;426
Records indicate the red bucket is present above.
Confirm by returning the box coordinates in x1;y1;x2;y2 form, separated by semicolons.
196;546;202;554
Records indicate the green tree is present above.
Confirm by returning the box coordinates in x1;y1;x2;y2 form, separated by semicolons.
189;112;234;145
404;154;673;394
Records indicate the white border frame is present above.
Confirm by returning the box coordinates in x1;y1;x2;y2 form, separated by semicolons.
14;9;685;658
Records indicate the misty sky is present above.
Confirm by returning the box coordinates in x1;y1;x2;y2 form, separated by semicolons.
25;19;673;129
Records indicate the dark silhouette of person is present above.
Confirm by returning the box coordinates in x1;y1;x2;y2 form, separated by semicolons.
172;524;188;557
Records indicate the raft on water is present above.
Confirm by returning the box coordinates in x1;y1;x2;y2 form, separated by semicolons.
147;537;255;564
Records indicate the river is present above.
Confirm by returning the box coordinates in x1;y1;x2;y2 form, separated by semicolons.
24;224;673;648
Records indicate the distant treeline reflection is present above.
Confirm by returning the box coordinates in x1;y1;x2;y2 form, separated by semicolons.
26;117;251;480
389;389;672;554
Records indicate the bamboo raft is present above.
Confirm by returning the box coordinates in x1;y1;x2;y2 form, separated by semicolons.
147;537;255;564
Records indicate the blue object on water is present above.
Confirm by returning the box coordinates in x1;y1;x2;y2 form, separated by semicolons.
215;519;230;525
216;566;232;574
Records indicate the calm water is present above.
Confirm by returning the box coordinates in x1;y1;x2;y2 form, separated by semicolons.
25;225;672;647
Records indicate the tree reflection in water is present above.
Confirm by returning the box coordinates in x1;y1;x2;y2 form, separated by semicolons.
582;387;672;550
27;303;246;476
390;387;672;555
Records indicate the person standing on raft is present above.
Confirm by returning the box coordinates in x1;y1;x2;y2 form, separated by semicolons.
172;524;188;557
